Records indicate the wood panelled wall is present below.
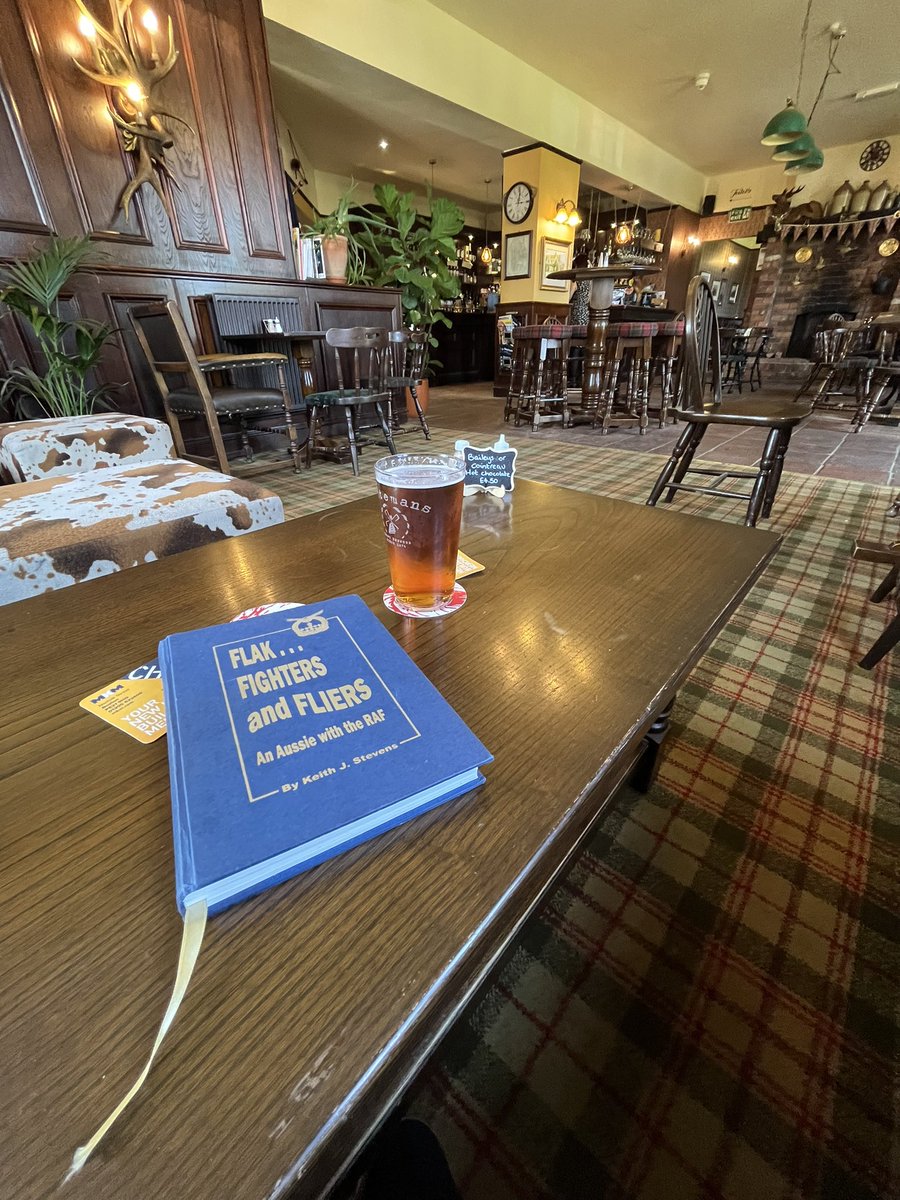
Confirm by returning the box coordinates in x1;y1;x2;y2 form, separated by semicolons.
0;0;300;419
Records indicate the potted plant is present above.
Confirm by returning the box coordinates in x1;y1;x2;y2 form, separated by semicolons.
355;184;464;412
0;236;118;419
305;183;377;285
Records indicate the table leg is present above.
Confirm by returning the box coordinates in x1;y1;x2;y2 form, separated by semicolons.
629;697;676;792
288;338;317;396
582;305;610;414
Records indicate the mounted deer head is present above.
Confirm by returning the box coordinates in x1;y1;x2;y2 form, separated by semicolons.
770;186;805;220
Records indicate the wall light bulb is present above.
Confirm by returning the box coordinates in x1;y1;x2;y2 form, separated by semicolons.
727;253;739;265
567;211;582;226
124;80;146;104
78;13;97;39
142;9;159;33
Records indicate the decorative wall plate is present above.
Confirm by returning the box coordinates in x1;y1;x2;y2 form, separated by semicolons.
794;246;813;263
878;237;899;257
860;139;890;171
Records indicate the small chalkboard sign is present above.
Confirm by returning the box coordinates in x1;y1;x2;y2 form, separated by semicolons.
455;435;517;496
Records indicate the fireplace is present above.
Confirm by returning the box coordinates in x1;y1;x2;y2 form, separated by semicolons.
786;304;856;360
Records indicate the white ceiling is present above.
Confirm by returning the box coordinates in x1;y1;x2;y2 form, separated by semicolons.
429;0;900;174
266;24;671;212
267;27;515;215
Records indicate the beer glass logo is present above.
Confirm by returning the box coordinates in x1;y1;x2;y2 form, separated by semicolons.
382;501;411;546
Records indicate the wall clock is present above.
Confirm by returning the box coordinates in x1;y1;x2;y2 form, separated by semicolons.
794;246;813;263
504;182;534;224
860;139;890;171
878;237;898;257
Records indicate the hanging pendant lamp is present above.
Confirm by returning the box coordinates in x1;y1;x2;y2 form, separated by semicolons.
761;99;808;145
479;178;493;266
783;146;824;174
771;131;817;161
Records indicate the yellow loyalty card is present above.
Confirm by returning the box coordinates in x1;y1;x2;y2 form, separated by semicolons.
455;549;486;579
80;672;166;744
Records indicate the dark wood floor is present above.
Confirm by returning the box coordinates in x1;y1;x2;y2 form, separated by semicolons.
427;382;900;486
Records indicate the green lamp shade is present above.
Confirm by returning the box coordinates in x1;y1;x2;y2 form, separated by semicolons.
771;132;816;161
783;146;824;174
761;101;808;145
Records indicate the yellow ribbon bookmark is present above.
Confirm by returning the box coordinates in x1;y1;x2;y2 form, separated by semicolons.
66;899;208;1180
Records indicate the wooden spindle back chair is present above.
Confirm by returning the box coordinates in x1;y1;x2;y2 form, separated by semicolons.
646;276;812;527
303;327;395;474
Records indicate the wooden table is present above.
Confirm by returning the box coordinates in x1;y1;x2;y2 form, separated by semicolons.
548;265;659;412
1;482;779;1200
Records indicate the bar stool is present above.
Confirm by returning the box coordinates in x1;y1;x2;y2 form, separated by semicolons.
504;324;572;431
649;315;684;427
597;320;659;434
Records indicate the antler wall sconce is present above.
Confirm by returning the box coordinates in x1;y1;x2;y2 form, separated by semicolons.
73;1;191;224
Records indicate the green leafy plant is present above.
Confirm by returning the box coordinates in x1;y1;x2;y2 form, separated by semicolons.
355;184;464;371
0;236;118;418
304;182;381;285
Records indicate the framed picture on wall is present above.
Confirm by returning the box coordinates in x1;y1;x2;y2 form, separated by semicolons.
504;231;532;280
729;283;740;304
711;279;722;302
540;238;571;289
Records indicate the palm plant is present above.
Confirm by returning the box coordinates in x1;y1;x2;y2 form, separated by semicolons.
0;236;118;418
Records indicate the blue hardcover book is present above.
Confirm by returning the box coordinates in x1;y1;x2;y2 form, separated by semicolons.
159;594;492;915
70;595;491;1174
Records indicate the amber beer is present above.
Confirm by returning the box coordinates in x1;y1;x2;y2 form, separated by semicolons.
375;454;465;613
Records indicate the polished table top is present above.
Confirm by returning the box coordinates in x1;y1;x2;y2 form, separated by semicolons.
1;482;779;1200
547;264;660;283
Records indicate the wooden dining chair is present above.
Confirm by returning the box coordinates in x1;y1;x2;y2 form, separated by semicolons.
303;326;395;475
646;276;812;527
129;300;303;474
853;497;900;669
384;330;431;439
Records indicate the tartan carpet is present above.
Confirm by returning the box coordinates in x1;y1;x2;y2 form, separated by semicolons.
256;433;899;1200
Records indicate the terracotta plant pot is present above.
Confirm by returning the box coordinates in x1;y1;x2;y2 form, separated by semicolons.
406;377;429;419
321;235;349;284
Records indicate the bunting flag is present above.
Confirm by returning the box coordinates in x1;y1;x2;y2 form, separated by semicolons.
779;209;900;243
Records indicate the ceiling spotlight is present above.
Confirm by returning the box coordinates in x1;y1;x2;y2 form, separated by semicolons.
854;82;899;101
695;71;710;91
378;138;389;151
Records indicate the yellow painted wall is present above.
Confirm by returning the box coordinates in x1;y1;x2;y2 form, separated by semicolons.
263;0;706;211
707;133;900;213
500;146;580;305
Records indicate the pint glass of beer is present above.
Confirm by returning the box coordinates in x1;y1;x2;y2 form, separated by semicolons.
375;453;465;615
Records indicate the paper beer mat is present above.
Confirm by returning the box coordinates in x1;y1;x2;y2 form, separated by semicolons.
455;549;485;579
79;603;304;742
